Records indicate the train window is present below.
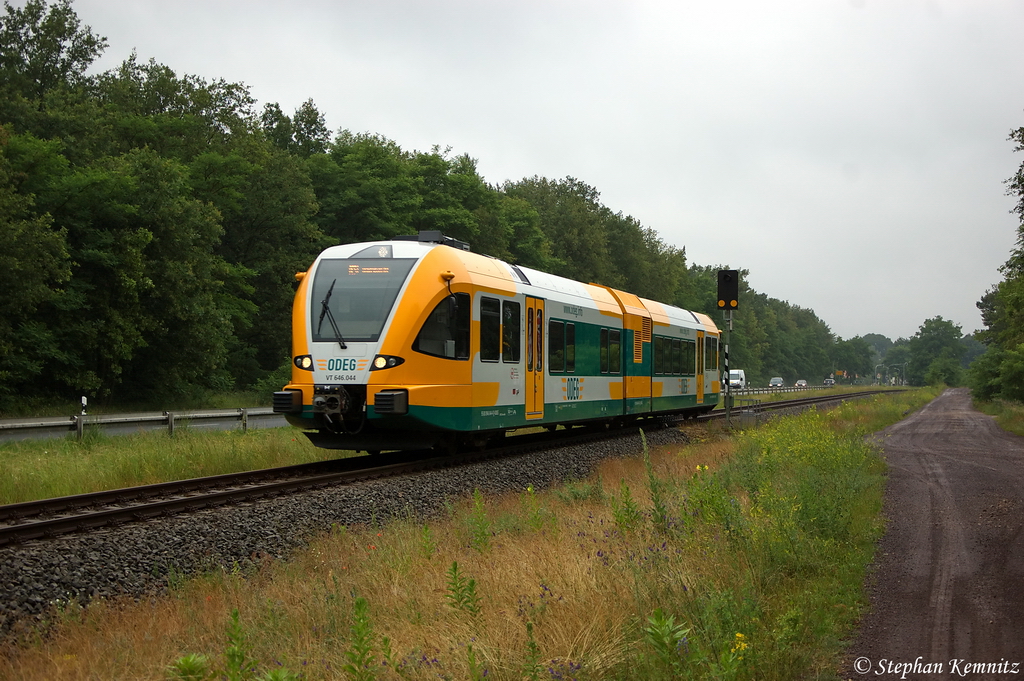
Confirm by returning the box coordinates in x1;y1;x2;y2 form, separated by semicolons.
653;336;665;375
480;297;500;362
536;309;544;372
549;321;565;372
672;339;682;375
502;301;520;363
310;258;416;343
527;308;534;371
600;329;609;373
413;292;470;360
705;336;719;371
547;321;576;374
682;339;696;375
609;329;621;374
566;323;575;372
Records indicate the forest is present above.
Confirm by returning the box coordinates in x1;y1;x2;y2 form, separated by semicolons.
0;0;989;413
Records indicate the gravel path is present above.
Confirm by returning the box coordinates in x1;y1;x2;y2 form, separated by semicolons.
844;388;1024;679
0;425;688;641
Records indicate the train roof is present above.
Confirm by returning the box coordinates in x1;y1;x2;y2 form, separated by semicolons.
313;237;719;334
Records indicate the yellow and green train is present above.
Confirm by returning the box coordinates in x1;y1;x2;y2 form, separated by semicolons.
273;231;721;451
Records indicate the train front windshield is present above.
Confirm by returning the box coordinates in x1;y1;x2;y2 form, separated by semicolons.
310;258;417;343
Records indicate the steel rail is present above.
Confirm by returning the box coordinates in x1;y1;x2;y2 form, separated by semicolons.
0;389;898;546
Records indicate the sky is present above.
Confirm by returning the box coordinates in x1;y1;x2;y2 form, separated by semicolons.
70;0;1024;341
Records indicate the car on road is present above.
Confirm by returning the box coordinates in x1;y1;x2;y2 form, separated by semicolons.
728;369;746;390
824;378;836;386
768;377;785;388
795;379;807;387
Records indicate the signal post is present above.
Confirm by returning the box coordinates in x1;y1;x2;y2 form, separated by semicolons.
717;270;739;427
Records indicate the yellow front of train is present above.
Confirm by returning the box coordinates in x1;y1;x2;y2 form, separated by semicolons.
273;232;482;451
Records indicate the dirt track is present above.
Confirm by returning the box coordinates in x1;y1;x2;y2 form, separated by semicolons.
844;388;1024;679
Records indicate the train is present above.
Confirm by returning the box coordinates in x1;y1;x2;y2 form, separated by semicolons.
273;231;722;452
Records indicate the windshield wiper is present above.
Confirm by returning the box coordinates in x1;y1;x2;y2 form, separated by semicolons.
316;279;348;349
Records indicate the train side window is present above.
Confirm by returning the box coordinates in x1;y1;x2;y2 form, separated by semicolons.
654;336;665;375
480;297;500;362
609;329;621;374
536;309;544;372
705;336;718;371
413;292;470;360
549;320;565;373
600;328;609;373
502;301;521;363
527;308;534;371
566;323;575;373
683;339;696;375
672;339;682;375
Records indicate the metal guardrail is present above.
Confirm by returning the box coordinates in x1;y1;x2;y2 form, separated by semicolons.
0;408;281;443
730;385;832;396
0;386;863;443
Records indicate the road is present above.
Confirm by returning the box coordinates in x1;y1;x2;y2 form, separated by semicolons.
845;388;1024;679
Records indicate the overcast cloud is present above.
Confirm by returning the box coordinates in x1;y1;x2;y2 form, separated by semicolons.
72;0;1024;341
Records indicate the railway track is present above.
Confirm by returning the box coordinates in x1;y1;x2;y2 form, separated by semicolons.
0;389;895;547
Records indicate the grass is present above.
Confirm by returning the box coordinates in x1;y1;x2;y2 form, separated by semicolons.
0;390;275;419
974;398;1024;437
0;389;939;680
0;427;336;505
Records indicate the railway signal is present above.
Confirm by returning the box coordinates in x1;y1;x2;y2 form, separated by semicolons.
717;270;739;311
718;270;739;426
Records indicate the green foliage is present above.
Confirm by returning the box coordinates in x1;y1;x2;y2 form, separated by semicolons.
418;524;437;559
221;608;257;680
907;316;965;386
554;478;604;504
166;653;212;680
971;123;1024;402
167;608;303;681
444;561;482;617
643;608;690;677
522;621;543;681
520;484;555;532
0;0;106;103
642;430;670;532
466;643;487;680
466;488;491;552
610;480;643;532
342;596;378;681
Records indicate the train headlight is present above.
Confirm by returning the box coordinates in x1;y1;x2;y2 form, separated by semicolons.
370;355;405;371
293;355;314;371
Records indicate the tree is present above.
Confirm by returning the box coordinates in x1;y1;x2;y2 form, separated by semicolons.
0;0;106;100
503;176;617;285
292;99;330;157
907;317;965;386
969;123;1024;400
260;102;294;152
831;337;873;382
408;148;488;244
0;127;71;405
309;131;419;243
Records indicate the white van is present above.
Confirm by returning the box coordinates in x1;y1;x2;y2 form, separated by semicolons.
728;369;746;390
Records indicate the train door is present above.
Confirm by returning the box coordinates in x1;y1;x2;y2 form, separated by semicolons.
526;297;545;420
696;330;705;404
